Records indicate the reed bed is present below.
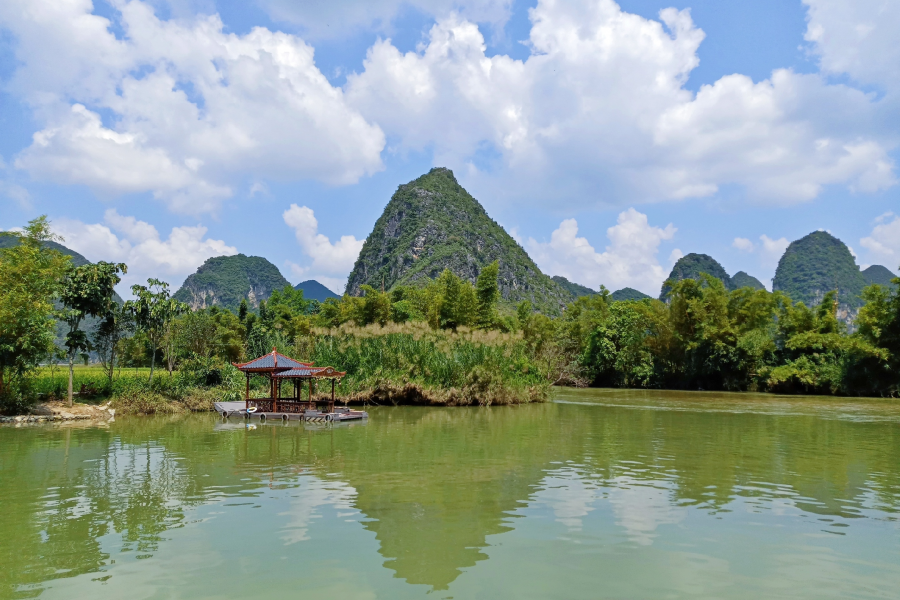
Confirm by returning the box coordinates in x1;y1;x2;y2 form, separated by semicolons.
295;323;549;406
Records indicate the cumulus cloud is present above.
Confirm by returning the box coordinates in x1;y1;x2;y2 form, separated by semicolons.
2;0;897;217
731;234;789;285
525;208;676;295
345;1;897;207
1;0;385;214
860;212;900;268
733;237;754;252
804;0;900;91
53;209;237;294
283;204;365;294
258;0;513;40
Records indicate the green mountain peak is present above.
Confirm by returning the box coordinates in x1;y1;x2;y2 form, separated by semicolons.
346;168;571;313
660;253;732;299
772;230;866;311
173;254;291;312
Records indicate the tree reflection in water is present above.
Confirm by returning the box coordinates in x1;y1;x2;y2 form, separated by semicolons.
1;391;899;597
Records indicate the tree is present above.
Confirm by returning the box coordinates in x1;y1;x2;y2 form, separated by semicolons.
475;261;501;329
238;299;249;323
0;217;70;410
92;303;134;391
59;261;127;405
436;269;476;330
359;285;391;326
130;279;187;382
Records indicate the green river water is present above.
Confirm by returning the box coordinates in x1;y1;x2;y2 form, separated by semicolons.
1;389;899;599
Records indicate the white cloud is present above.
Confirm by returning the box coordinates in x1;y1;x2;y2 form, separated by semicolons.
282;204;364;293
733;237;754;252
525;208;675;295
2;0;385;214
345;1;897;208
2;0;897;217
258;0;513;40
53;209;237;294
804;0;900;91
759;234;790;266
0;157;31;209
861;213;900;268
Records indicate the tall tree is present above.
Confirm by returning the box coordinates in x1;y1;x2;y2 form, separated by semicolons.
0;217;70;409
59;261;127;406
130;279;187;382
475;261;501;329
92;303;134;391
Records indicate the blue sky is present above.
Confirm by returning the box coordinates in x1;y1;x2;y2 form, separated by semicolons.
0;0;898;297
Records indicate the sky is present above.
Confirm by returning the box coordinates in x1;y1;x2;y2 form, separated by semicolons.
0;0;898;298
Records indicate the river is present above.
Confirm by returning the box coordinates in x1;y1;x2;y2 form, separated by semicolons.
1;389;899;599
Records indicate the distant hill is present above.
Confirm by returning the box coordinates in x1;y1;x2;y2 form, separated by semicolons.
611;287;651;302
174;254;291;312
552;276;596;298
660;253;732;299
346;168;572;313
0;232;91;267
862;265;898;289
294;280;340;302
732;271;766;291
773;231;866;312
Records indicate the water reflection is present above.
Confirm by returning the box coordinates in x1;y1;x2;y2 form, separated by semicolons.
1;391;899;598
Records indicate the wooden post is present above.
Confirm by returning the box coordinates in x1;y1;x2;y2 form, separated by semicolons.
245;374;250;411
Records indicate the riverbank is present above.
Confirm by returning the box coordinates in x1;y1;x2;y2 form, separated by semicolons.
0;400;115;424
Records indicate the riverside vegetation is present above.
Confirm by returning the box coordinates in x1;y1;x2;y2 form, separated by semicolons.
2;216;900;416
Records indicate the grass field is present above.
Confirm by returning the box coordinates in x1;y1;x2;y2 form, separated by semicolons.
34;366;157;400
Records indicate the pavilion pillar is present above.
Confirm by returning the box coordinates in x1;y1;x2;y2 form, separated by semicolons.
245;374;250;410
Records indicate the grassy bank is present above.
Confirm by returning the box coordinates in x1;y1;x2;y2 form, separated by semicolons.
29;324;550;415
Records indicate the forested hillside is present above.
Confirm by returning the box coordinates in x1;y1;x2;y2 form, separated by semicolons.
346;168;572;314
773;231;866;314
173;254;291;312
294;280;340;302
611;287;651;301
552;276;596;298
863;265;898;289
731;271;765;290
660;253;733;299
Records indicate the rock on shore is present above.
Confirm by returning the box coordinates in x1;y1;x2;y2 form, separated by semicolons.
1;401;116;424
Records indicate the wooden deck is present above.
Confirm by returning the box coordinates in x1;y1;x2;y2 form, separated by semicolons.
214;401;368;423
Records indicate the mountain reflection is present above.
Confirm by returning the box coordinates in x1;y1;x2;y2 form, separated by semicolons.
1;393;898;596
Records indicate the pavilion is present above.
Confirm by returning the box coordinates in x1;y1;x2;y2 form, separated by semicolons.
232;349;346;415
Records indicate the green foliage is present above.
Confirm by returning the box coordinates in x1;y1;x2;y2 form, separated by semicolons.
773;231;866;310
582;301;655;387
0;217;71;412
58;261;127;404
475;260;501;329
297;323;548;405
130;279;188;381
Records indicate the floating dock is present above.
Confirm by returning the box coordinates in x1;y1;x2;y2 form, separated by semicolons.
214;401;368;423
